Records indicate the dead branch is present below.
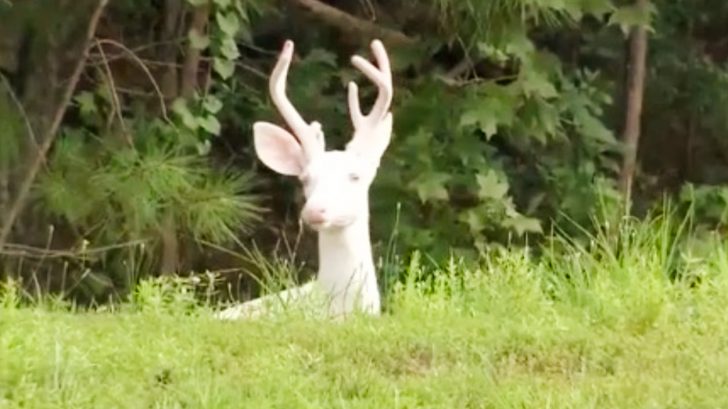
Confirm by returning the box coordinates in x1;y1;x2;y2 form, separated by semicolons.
0;239;148;260
0;73;41;157
0;0;110;249
93;39;134;147
291;0;416;46
95;39;170;121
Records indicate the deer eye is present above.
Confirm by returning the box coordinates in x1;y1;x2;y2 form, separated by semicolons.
348;172;360;182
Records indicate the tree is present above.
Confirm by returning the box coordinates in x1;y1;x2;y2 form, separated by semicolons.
619;0;651;200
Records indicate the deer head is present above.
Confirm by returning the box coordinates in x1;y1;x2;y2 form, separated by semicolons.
253;39;393;231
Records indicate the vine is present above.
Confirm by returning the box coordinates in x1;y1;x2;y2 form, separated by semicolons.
172;0;263;154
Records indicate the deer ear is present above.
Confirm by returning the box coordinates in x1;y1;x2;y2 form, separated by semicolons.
346;112;393;164
253;122;305;176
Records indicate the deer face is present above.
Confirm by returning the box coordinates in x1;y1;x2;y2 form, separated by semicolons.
299;150;375;230
252;39;393;231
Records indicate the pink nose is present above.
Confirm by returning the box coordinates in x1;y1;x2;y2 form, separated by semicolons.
302;206;327;225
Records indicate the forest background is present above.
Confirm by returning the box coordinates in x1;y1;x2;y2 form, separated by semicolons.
1;0;727;304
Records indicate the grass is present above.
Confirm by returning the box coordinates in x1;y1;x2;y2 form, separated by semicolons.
2;215;728;408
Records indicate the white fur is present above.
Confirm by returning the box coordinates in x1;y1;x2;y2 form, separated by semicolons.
215;39;393;320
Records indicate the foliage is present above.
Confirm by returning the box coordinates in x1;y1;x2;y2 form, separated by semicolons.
173;0;268;154
27;0;268;292
365;2;623;257
39;126;261;245
2;0;728;300
640;0;728;182
679;183;728;229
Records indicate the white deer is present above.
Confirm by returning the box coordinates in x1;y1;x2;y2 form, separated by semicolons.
215;38;393;320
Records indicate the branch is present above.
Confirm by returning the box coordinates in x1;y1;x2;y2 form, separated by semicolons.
0;0;109;248
290;0;416;46
93;39;133;147
0;73;42;162
95;39;170;121
0;240;148;260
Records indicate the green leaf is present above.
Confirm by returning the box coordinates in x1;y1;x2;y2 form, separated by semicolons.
171;98;198;130
502;29;535;61
198;115;221;136
196;139;212;156
574;108;616;145
74;92;97;116
580;0;615;16
458;208;486;235
502;215;543;236
188;29;210;50
408;172;450;203
216;11;240;37
187;0;207;6
460;106;498;138
236;3;249;21
477;42;509;64
476;170;509;200
95;82;113;105
460;84;517;139
608;4;656;36
237;26;253;44
520;70;558;99
389;45;428;71
305;48;337;67
203;95;223;114
213;0;231;6
219;37;240;60
213;58;235;79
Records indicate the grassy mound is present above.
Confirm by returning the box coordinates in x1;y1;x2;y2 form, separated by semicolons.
2;216;728;408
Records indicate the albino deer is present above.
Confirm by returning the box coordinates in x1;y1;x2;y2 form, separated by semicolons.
215;39;393;320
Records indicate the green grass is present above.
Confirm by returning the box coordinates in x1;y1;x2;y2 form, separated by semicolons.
2;216;728;408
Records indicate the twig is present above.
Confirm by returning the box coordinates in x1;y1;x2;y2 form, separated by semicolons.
0;73;42;161
358;0;376;21
0;0;109;249
99;56;267;80
291;0;416;46
239;42;281;56
95;39;170;121
0;239;148;260
85;38;186;66
93;39;134;147
446;59;474;80
436;59;476;86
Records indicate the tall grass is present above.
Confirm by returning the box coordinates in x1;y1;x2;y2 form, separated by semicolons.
2;213;728;408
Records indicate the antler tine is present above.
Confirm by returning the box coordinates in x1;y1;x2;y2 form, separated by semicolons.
269;40;320;157
348;40;393;131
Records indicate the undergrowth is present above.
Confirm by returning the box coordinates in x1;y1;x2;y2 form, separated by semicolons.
1;214;728;408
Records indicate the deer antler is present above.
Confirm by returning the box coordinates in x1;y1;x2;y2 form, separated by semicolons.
346;39;393;154
268;40;324;160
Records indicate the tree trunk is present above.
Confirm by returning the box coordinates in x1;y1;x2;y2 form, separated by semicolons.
159;0;183;101
618;0;650;200
181;3;209;98
158;1;209;275
157;0;185;275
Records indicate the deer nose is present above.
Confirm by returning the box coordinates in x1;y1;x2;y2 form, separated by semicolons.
302;206;327;225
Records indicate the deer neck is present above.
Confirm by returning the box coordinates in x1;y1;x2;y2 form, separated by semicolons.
315;214;380;315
